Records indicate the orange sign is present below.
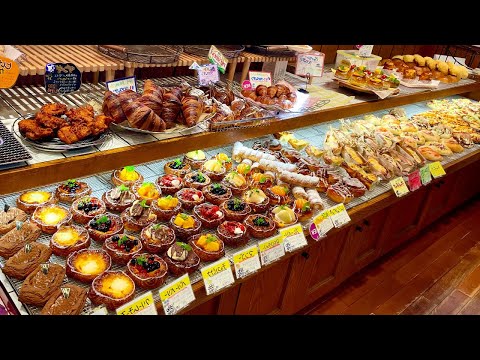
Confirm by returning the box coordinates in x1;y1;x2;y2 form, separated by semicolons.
0;56;20;89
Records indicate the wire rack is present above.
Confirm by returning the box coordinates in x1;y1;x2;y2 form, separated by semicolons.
97;45;184;64
183;45;245;59
0;121;32;165
245;45;296;58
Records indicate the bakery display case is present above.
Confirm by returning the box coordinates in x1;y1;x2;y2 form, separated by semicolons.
0;46;480;315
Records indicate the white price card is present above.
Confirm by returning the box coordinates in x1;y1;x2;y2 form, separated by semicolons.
280;224;308;252
295;52;325;77
159;274;196;315
325;203;351;228
201;258;235;296
313;209;335;236
106;76;137;95
232;245;261;279
89;305;108;315
258;234;285;266
116;291;157;315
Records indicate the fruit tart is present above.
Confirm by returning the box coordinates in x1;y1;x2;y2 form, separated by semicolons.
164;158;191;178
244;214;277;239
2;242;52;280
66;249;111;283
18;263;66;306
201;159;226;181
189;233;225;262
103;233;143;265
55;179;92;203
220;198;252;222
222;171;248;195
88;270;135;311
0;221;41;259
133;182;161;205
156;174;184;195
242;188;270;213
183;150;207;170
121;200;157;232
127;253;168;289
102;185;137;212
111;166;144;187
141;223;176;254
50;224;90;257
193;203;225;229
293;198;314;222
202;183;232;206
41;283;88;315
265;185;291;206
176;187;205;210
184;171;211;190
217;221;248;247
215;153;233;171
250;172;274;191
271;205;298;228
163;242;200;276
87;213;124;243
32;204;72;234
16;190;56;214
0;205;28;235
170;213;202;241
71;196;106;224
151;195;181;222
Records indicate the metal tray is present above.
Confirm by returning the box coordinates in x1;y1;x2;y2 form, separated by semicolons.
0;121;32;165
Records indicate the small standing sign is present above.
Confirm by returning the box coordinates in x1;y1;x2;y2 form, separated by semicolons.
44;62;82;94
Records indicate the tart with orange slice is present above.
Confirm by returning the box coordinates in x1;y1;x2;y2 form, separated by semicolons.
293;198;314;222
132;182;161;205
151;195;182;222
189;233;225;262
265;185;291;206
170;213;202;241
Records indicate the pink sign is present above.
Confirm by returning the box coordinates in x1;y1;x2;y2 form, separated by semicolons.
309;223;320;241
242;80;252;90
408;170;422;191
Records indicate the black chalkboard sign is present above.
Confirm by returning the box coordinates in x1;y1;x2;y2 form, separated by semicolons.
44;62;82;94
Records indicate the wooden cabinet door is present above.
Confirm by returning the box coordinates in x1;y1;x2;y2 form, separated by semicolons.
448;161;480;210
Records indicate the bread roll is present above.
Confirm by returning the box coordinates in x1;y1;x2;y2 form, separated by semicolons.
414;54;425;66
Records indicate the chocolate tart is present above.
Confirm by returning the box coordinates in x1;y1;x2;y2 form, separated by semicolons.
244;214;277;239
50;225;90;257
265;185;292;206
221;172;248;195
2;242;52;280
55;179;92;203
0;222;41;259
0;205;28;235
184;171;211;190
201;161;226;182
66;249;111;283
18;263;66;306
193;203;225;229
156;174;184;195
189;233;225;262
41;283;88;315
16;191;56;214
88;270;135;311
71;196;106;225
121;200;157;232
32;204;72;234
164;159;191;177
132;182;161;205
141;224;175;254
127;253;168;289
102;185;136;213
151;196;182;222
87;213;124;243
163;242;200;276
242;188;270;213
169;213;202;241
103;234;143;265
176;188;204;210
270;205;298;228
220;198;252;222
202;183;232;206
111;166;144;187
217;221;248;247
183;150;207;170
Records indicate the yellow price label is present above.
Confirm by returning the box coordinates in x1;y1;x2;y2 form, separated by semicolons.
233;246;259;264
258;234;283;252
429;161;446;179
279;224;303;240
160;274;191;301
390;177;410;197
326;203;346;217
201;258;231;280
116;291;156;315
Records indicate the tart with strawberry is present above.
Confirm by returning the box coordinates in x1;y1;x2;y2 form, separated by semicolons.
71;196;106;225
202;183;232;206
183;150;207;170
132;182;161;205
193;203;225;229
102;185;136;213
293;198;314;222
220;198;252;222
242;188;270;213
111;166;143;187
221;171;248;195
87;213;124;243
121;199;157;232
103;233;143;265
265;185;291;206
163;242;200;276
201;159;226;181
156;174;184;195
189;233;225;262
244;214;277;239
127;253;168;289
55;179;92;203
217;221;248;247
141;223;176;254
164;158;191;178
184;171;211;190
170;213;202;240
270;205;298;228
151;195;181;222
176;188;204;210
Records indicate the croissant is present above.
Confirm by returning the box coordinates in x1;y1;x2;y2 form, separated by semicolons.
122;100;166;132
103;91;126;123
161;88;182;128
267;86;278;98
255;85;267;96
181;95;204;127
137;93;163;117
143;79;164;99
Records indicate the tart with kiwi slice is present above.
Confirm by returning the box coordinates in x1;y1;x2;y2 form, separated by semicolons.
103;233;143;265
71;196;106;225
163;242;200;276
217;221;248;247
184;171;211;190
250;172;274;191
202;182;232;206
111;165;144;187
102;184;136;213
132;182;161;205
151;195;182;222
156;174;184;195
127;253;168;289
176;187;204;211
189;233;225;262
293;198;314;222
140;223;176;254
193;202;225;229
244;214;277;239
55;179;92;203
164;158;192;177
221;171;248;195
183;150;207;170
86;213;124;243
16;190;57;214
121;199;157;232
220;197;252;222
242;188;270;213
170;213;202;241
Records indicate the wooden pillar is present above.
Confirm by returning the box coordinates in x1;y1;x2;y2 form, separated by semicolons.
227;58;238;82
240;59;251;82
105;69;115;82
125;67;135;77
92;71;99;84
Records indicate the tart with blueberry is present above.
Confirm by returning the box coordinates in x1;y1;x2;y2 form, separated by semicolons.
151;195;181;222
50;224;90;257
201;159;226;181
17;190;56;214
121;200;157;232
189;233;225;262
103;234;143;265
102;185;136;213
193;203;225;229
170;213;201;241
164;158;191;178
32;204;72;234
156;174;184;195
111;166;144;187
217;221;248;247
132;182;161;205
176;188;204;210
221;171;248;195
242;188;270;213
87;214;124;243
244;214;277;239
220;198;252;222
88;270;135;311
163;242;200;276
141;223;176;254
270;205;298;228
183;150;207;170
66;248;111;283
55;179;92;203
184;171;211;190
71;196;106;224
202;183;232;206
265;185;291;206
127;253;168;289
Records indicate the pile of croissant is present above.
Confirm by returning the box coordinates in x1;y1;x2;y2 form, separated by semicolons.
241;84;297;109
102;80;204;132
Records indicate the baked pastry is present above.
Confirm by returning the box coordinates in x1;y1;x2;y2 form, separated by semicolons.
132;182;161;205
244;214;277;239
71;196;106;225
221;171;248;195
31;204;72;234
217;221;248;247
202;183;232;206
66;249;111;283
121;200;157;232
41;283;88;315
220;198;252;222
189;233;225;262
306;189;323;210
193;203;225;229
349;66;367;87
293;198;314;222
103;234;143;265
88;271;135;311
326;184;354;204
170;213;202;241
122;99;166;132
403;68;416;80
183;150;207;170
111;166;144;187
265;185;291;206
202;159;226;181
343;177;367;197
50;225;90;257
151;195;181;222
18;263;66;306
250;172;274;190
335;63;350;80
0;221;41;259
305;145;324;159
243;188;270;213
141;223;176;254
55;179;92;203
16;191;56;214
164;158;191;178
271;205;297;228
177;187;205;210
102;185;137;213
163;242;200;276
279;171;320;188
417;146;443;161
0;205;28;235
127;253;168;289
184;171;211;190
425;141;453;156
442;138;464;153
156;174;184;195
87;213;124;243
255;85;268;96
2;242;52;280
367;76;383;90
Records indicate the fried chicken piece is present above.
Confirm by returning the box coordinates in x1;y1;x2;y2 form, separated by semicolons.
40;103;67;116
57;124;92;144
18;119;54;140
66;105;95;125
90;115;114;136
34;112;68;131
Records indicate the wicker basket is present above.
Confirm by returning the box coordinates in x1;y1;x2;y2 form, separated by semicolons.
183;45;245;59
97;45;183;64
246;45;296;58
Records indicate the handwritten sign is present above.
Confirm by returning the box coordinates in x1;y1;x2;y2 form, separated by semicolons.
232;245;261;279
201;258;235;296
159;274;195;315
189;61;201;70
280;224;308;252
429;161;446;179
198;63;219;86
0;55;20;89
358;45;374;57
324;203;351;228
44;62;81;94
249;71;272;89
242;80;253;90
311;210;334;240
420;165;432;185
89;305;108;315
390;177;410;197
258;234;285;266
106;76;137;95
408;170;422;191
208;45;228;74
116;291;157;315
295;52;325;77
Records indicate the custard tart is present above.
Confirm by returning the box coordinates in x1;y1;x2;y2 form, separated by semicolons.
32;204;72;234
88;271;135;311
66;248;111;283
17;190;56;214
50;224;90;257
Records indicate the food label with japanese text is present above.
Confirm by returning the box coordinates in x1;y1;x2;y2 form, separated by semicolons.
0;55;20;89
310;210;335;240
258;234;285;266
44;62;82;94
89;305;108;315
232;245;261;279
116;291;157;315
249;71;272;89
325;203;351;228
106;76;137;95
295;52;325;77
159;274;195;315
390;177;410;197
408;170;422;191
198;63;219;86
429;161;446;179
201;258;235;296
208;45;228;74
420;165;432;185
280;224;308;252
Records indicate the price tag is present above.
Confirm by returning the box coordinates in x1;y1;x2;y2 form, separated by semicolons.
232;245;261;279
44;62;81;94
0;55;20;89
408;170;422;191
3;46;25;62
208;45;228;74
201;258;235;296
420;165;432;185
106;76;137;95
326;203;351;228
312;209;335;238
295;52;325;77
358;45;374;57
390;177;410;197
258;234;285;266
242;80;252;90
89;305;108;315
189;61;201;70
429;161;446;179
249;71;272;89
197;63;219;86
280;224;308;252
159;274;196;315
116;291;157;315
